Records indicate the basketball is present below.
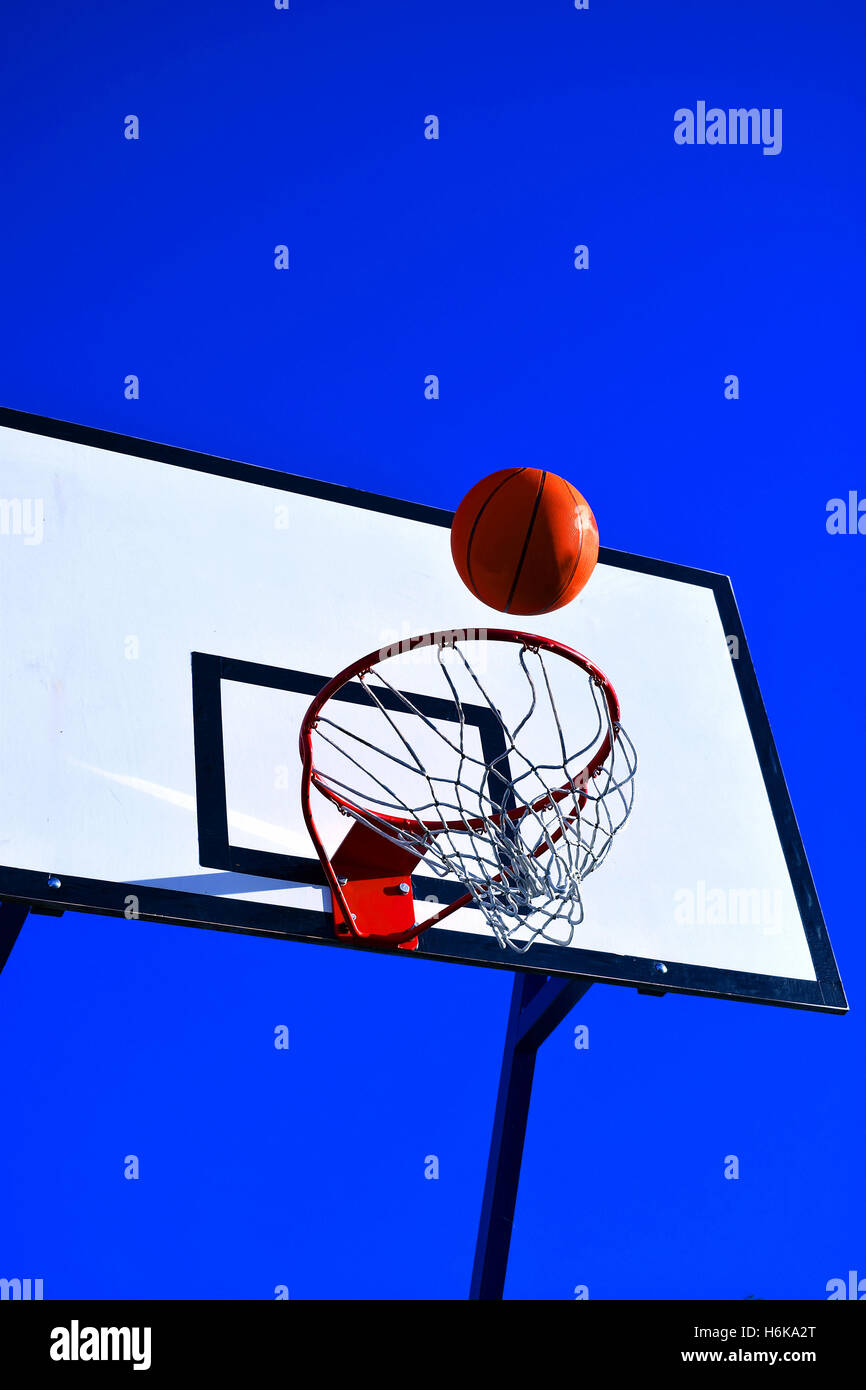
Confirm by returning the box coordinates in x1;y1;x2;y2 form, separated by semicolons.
450;468;599;615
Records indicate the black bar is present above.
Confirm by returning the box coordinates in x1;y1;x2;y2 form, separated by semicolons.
0;1298;859;1361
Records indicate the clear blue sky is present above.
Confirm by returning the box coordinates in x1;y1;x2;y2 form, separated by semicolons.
0;0;863;1299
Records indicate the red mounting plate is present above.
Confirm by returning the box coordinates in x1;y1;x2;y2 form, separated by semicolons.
330;819;424;951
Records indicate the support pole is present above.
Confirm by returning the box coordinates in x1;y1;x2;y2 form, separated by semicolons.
470;973;592;1300
0;902;30;977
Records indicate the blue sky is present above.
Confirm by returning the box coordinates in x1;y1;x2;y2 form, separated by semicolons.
0;0;863;1299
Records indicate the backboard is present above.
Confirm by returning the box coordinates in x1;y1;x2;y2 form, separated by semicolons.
0;408;846;1012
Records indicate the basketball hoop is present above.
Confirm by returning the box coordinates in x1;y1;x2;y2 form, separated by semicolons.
300;630;637;951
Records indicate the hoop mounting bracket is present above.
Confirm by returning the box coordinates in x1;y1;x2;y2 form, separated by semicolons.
330;820;425;950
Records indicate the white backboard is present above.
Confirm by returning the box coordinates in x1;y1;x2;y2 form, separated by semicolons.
0;410;846;1011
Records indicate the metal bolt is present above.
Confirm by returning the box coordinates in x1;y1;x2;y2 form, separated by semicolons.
47;875;61;889
652;961;668;975
398;882;410;895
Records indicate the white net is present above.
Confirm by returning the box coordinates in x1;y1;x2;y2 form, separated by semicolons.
310;637;637;950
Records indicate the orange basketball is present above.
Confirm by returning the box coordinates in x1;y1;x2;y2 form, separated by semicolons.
450;468;599;616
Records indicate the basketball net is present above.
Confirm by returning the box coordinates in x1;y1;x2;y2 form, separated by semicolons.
301;631;637;951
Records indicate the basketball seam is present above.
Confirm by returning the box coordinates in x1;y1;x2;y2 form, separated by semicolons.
505;470;546;612
465;467;527;601
543;481;586;612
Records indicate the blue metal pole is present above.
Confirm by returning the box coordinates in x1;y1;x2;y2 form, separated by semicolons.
470;973;591;1299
